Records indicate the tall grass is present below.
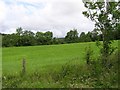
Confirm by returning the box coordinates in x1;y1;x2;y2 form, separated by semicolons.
2;41;119;88
2;49;119;88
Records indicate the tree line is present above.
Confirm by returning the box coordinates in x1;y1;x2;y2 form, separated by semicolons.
1;27;119;47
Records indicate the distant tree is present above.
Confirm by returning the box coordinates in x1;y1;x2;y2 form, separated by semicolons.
21;30;35;46
90;29;99;41
52;37;65;44
113;24;120;40
2;34;18;47
79;32;92;42
85;32;92;42
65;29;79;43
16;27;23;36
15;27;23;46
44;31;53;45
2;34;11;47
79;32;86;42
36;32;45;45
36;31;53;45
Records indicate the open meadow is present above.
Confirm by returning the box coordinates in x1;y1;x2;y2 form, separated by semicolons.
2;42;98;74
1;0;120;88
2;41;119;88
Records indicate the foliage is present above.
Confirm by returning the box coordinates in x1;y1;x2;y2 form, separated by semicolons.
65;29;79;43
2;49;119;88
85;46;93;65
2;26;120;47
82;1;120;66
36;31;53;45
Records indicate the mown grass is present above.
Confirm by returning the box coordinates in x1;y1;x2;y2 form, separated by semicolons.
2;40;119;88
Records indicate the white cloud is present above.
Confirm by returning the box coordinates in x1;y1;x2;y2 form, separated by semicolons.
0;1;6;23
0;0;94;37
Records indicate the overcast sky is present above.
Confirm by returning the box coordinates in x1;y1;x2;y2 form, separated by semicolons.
0;0;95;37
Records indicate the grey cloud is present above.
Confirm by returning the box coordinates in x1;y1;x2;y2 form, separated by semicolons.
0;0;94;37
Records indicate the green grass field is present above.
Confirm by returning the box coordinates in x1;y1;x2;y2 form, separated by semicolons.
2;41;119;88
2;41;118;75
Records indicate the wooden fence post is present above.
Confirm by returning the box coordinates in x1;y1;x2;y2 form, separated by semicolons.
22;58;26;75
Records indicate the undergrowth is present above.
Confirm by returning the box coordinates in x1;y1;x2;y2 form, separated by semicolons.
2;50;119;88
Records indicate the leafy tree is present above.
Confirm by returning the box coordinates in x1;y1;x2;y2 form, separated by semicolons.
44;31;53;45
2;34;18;47
113;24;120;40
2;34;11;47
16;27;23;36
79;32;86;42
90;29;98;41
21;30;35;46
52;37;65;44
65;29;79;43
15;27;23;46
36;31;53;45
82;0;120;66
36;32;45;45
79;32;92;42
85;32;92;42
